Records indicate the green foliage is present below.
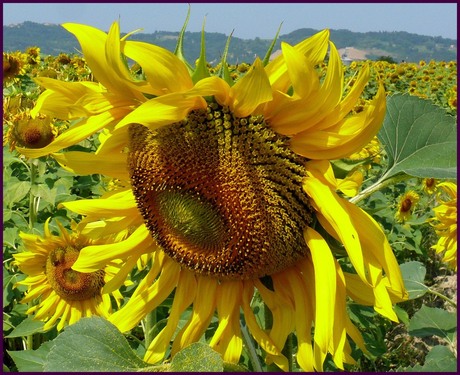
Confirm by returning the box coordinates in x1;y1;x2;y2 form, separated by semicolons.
400;261;429;299
378;94;457;180
376;55;398;63
408;305;456;342
169;343;224;372
398;345;457;372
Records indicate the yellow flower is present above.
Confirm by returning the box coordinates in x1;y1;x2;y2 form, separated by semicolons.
13;218;128;331
395;191;420;222
3;51;25;83
430;182;457;270
4;109;58;151
17;20;406;371
422;178;438;195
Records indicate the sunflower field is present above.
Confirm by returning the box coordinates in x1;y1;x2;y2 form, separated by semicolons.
3;18;457;373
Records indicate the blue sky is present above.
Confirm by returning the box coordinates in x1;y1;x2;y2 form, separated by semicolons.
2;2;458;40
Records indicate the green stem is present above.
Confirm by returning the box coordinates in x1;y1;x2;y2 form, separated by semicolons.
240;320;263;372
27;159;39;350
143;309;157;349
349;173;412;205
28;159;38;230
26;334;34;350
427;288;457;308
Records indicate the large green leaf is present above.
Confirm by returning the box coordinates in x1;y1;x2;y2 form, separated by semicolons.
408;305;457;341
5;316;46;337
8;341;53;372
169;342;224;372
44;317;150;372
399;261;429;299
378;94;457;180
397;345;457;372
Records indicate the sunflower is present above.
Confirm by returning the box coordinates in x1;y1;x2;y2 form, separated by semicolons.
13;218;128;332
4;109;58;151
430;182;457;271
395;190;420;223
3;51;26;83
422;177;438;195
17;19;407;371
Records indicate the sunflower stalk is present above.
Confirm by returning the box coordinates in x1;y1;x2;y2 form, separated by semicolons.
26;159;39;350
427;287;457;308
143;309;157;349
349;173;413;204
28;159;39;230
240;320;263;372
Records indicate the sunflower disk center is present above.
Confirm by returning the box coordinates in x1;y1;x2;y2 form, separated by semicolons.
45;247;105;301
128;102;313;280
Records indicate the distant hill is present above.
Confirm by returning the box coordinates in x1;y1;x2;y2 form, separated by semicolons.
3;21;457;63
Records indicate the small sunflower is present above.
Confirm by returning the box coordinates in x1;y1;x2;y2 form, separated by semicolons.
422;178;438;195
13;218;127;331
430;182;457;270
3;51;25;83
395;190;420;223
17;20;407;371
4;109;58;151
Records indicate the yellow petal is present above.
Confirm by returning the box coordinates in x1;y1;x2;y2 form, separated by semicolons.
318;64;371;128
291;83;386;159
102;254;139;294
265;29;329;92
210;280;243;363
114;92;206;130
18;108;131;158
304;227;336;371
337;170;364;197
290;259;315;372
52;151;129;180
303;176;368;283
62;22;144;101
109;256;180;333
279;42;318;99
171;276;218;356
62;190;137;218
124;39;193;95
341;199;407;301
229;58;272;117
144;270;197;364
72;225;153;272
255;275;295;355
265;43;343;136
31;79;106;119
241;281;288;371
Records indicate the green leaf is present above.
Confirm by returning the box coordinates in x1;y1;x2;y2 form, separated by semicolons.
409;305;456;341
8;341;54;372
170;342;224;372
397;345;457;372
399;261;429;299
3;269;25;308
393;305;410;326
3;180;30;208
420;345;457;372
378;94;457;180
5;316;46;337
331;158;370;179
44;317;150;372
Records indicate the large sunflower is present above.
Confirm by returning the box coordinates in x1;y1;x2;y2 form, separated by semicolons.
13;218;127;331
18;19;407;371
